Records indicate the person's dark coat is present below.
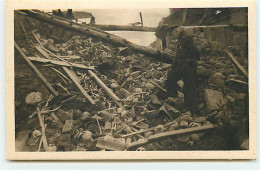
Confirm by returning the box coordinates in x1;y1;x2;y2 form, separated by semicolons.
166;31;200;114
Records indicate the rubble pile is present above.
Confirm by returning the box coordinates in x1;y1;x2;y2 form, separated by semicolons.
15;13;248;152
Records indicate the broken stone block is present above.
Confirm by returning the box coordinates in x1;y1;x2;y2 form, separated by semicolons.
56;109;72;123
208;72;225;86
204;89;226;112
96;135;126;151
194;116;207;123
151;94;161;106
62;120;74;133
178;113;193;123
57;133;72;151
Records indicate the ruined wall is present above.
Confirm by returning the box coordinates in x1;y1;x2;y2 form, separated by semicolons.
155;8;248;58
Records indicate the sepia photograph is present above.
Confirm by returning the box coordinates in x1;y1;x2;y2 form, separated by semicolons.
6;0;256;160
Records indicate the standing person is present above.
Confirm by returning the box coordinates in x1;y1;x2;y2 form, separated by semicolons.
166;30;200;115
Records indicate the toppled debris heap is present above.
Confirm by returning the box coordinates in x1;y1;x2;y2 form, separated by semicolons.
14;11;248;152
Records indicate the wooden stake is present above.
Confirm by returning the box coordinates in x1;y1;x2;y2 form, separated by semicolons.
37;107;49;151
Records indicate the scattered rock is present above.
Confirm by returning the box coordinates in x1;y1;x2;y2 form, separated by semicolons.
47;38;54;45
191;134;200;143
177;135;190;143
111;83;119;89
194;117;207;123
48;44;60;53
145;83;154;90
144;131;154;138
80;111;90;121
151;94;161;105
25;92;42;104
119;88;131;98
179;121;189;128
134;88;143;93
48;144;57;152
56;109;73;123
153;70;162;79
169;121;179;130
62;120;74;133
73;109;82;120
178;113;193;123
32;130;41;139
82;131;93;143
208;72;225;86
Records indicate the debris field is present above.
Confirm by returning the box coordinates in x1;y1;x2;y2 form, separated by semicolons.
14;10;249;152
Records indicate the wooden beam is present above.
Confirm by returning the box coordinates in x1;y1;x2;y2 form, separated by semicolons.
90;24;156;32
225;51;248;78
27;56;95;70
63;67;95;105
14;42;59;96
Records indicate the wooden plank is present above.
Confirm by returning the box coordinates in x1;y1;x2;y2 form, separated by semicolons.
148;124;216;141
226;51;248;78
126;124;216;149
88;70;122;107
35;45;51;59
14;42;59;96
27;56;95;70
62;67;95;105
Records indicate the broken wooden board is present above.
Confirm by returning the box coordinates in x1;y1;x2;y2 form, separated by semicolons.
88;70;122;107
225;51;248;78
14;42;59;96
126;124;216;149
62;67;95;105
27;56;95;70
